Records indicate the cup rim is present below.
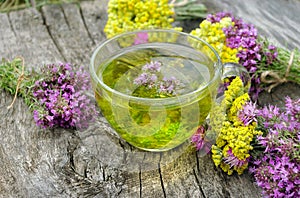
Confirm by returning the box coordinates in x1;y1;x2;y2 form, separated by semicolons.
90;29;222;105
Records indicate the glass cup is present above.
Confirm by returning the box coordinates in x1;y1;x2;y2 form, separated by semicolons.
90;29;249;152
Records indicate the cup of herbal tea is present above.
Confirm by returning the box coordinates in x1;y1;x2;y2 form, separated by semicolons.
90;29;249;152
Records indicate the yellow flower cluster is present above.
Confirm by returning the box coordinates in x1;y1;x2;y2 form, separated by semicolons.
211;145;222;165
217;122;261;175
228;93;249;121
211;77;262;175
190;17;240;63
206;102;226;139
224;76;246;106
104;0;181;38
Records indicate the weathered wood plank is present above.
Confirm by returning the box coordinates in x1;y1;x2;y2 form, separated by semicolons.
258;82;300;108
0;91;70;197
8;8;63;67
0;0;299;197
80;0;108;44
0;8;72;197
0;13;20;60
41;3;94;66
159;148;204;198
0;5;106;197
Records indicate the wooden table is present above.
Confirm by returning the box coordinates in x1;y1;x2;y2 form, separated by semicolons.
0;0;299;197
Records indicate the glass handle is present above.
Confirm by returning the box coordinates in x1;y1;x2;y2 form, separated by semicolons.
215;62;250;102
222;62;251;90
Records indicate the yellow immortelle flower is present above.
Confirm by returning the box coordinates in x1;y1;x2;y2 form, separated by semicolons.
190;17;239;63
207;103;226;138
228;93;250;120
104;0;181;38
210;77;262;175
220;122;260;159
224;76;245;107
211;145;223;166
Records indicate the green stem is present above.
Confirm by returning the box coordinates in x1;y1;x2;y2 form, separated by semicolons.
0;57;38;109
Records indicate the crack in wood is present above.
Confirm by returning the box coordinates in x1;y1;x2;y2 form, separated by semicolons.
193;169;206;198
195;151;200;173
66;138;78;174
102;166;106;181
78;5;96;46
61;164;106;197
118;139;126;151
60;5;71;31
194;152;206;198
116;188;123;196
158;154;167;198
139;167;142;198
158;164;167;198
218;170;232;197
6;13;17;38
83;166;88;178
40;7;67;62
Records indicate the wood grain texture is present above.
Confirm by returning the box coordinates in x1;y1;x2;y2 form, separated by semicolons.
7;8;62;67
80;0;108;44
0;0;299;197
41;3;94;66
205;0;300;50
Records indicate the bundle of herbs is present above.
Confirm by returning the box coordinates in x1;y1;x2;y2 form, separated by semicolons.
0;57;97;129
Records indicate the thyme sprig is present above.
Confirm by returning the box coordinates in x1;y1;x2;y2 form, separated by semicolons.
256;38;300;91
0;57;39;109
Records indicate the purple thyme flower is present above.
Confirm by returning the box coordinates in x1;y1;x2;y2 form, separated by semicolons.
134;32;149;45
134;61;162;87
224;148;249;168
191;126;212;153
250;97;300;197
238;101;258;126
207;12;280;101
224;17;261;74
285;97;300;118
159;76;182;95
264;44;278;65
251;154;300;198
206;12;233;23
209;12;274;101
134;73;150;85
32;63;98;129
142;61;162;72
257;104;281;120
134;61;184;96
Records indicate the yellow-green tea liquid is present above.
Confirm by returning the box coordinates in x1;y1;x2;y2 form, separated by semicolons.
96;43;218;151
